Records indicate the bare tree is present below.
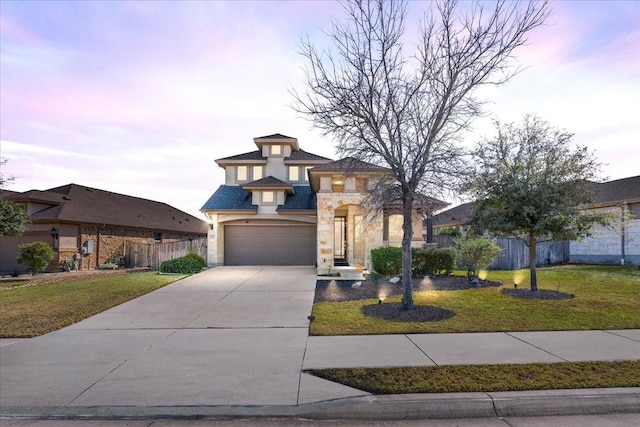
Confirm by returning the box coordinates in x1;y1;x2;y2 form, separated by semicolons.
292;0;549;310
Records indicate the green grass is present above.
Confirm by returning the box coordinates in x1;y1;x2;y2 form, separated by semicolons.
0;272;186;337
309;361;640;394
310;265;640;335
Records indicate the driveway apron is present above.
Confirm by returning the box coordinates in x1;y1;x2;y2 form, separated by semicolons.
0;266;359;409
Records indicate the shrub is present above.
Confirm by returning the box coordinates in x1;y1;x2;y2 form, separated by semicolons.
455;237;502;282
412;247;456;275
159;252;206;274
17;241;54;275
438;226;462;238
370;247;402;276
99;262;119;270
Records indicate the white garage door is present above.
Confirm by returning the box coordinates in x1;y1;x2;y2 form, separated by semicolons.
224;225;316;266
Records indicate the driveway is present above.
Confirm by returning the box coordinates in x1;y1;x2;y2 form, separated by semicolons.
0;266;365;411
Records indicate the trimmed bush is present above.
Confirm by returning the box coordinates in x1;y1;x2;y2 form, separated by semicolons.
159;252;206;274
370;247;402;276
17;241;54;275
438;226;462;238
412;247;456;275
455;237;502;282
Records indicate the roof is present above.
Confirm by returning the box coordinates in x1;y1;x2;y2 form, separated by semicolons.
242;176;294;193
432;202;474;227
284;149;332;163
253;133;300;151
215;150;266;164
215;149;331;167
254;133;296;140
6;184;208;234
200;186;257;212
200;184;316;213
589;175;640;206
310;157;389;172
277;186;317;212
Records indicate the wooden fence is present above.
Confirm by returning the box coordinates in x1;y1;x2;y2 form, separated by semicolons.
124;238;207;270
432;235;569;270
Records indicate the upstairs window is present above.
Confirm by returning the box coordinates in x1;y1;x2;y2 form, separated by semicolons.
252;166;264;180
270;145;282;156
261;191;276;205
288;166;300;181
237;166;248;182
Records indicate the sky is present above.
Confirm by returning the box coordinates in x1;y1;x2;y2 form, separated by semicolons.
1;0;638;219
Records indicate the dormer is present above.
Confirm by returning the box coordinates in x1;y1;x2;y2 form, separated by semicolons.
253;133;299;158
241;176;294;211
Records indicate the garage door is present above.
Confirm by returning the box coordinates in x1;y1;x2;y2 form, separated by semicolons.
224;225;316;266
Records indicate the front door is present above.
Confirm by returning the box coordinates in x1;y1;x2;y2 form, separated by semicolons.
334;216;347;264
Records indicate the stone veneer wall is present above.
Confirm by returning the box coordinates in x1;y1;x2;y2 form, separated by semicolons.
316;192;383;274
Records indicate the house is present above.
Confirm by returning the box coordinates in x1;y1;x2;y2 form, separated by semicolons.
430;175;640;266
569;175;640;265
200;134;447;274
0;184;208;274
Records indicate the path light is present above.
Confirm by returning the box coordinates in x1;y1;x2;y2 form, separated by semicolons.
513;270;525;289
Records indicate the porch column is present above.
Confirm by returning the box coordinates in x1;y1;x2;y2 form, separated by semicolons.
316;194;334;274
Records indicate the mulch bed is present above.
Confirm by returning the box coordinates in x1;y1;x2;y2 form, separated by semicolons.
314;275;502;303
502;288;574;300
362;303;456;322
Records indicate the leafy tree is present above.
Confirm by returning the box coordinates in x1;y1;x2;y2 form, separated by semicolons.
0;157;29;236
455;236;501;283
17;241;55;275
463;114;611;291
292;0;549;309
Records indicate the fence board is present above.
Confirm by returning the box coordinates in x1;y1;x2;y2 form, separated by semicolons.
124;238;207;270
433;235;569;270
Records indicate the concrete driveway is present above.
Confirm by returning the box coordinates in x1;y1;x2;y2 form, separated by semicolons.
0;266;365;412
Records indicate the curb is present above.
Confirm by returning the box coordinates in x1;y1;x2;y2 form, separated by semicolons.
2;388;639;421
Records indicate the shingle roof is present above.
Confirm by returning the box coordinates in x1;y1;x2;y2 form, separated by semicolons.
432;202;474;227
254;133;296;140
277;186;317;212
285;149;333;163
215;150;266;163
310;157;389;172
589;176;640;205
6;184;207;234
241;176;293;190
200;186;257;212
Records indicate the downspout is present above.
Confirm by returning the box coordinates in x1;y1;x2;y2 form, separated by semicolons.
621;203;626;266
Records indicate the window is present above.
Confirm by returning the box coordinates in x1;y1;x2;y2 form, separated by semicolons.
288;166;300;181
261;191;275;204
252;166;263;180
237;166;248;181
270;145;282;156
154;232;163;243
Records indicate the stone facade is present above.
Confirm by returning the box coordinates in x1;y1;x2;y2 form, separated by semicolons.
316;192;383;274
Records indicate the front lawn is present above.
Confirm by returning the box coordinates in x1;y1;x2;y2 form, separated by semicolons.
310;265;640;335
0;272;185;337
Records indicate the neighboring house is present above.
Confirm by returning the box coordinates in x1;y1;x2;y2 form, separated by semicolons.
570;175;640;265
430;175;640;266
200;133;447;273
1;184;208;274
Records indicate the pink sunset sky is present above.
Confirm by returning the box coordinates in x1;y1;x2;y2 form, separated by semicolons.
1;0;638;218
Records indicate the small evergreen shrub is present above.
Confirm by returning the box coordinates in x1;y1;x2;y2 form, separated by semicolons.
17;241;54;275
370;247;402;276
438;226;462;238
159;252;206;274
412;248;456;275
455;236;502;282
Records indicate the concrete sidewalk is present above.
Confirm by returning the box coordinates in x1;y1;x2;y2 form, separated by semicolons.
1;266;639;421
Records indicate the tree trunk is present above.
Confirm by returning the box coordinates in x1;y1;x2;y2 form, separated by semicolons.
529;233;538;291
401;199;414;310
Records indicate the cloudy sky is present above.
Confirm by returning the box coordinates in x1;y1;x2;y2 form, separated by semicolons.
1;0;638;218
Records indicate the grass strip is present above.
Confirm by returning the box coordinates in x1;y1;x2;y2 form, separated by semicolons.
308;361;640;394
0;272;185;337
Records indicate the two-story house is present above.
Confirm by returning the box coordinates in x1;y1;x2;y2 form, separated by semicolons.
201;133;447;273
